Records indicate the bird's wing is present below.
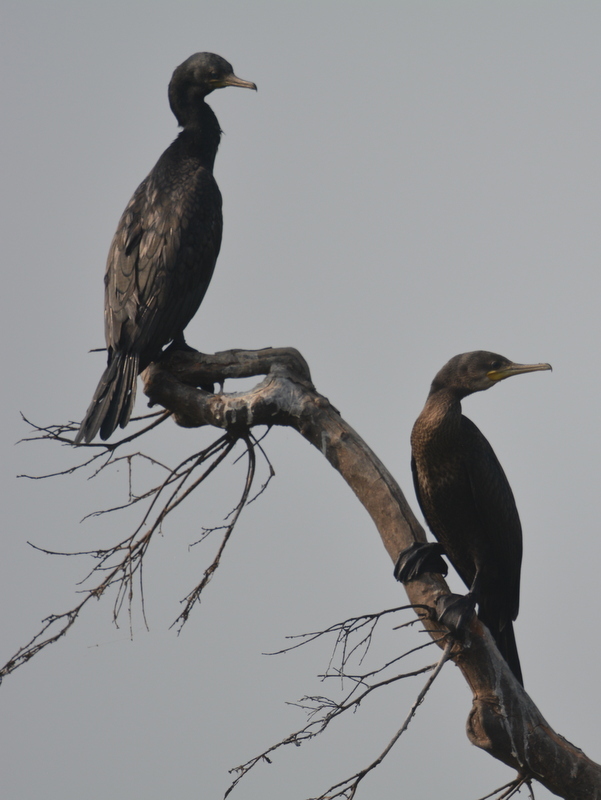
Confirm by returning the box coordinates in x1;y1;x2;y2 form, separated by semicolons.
104;165;222;360
460;415;522;622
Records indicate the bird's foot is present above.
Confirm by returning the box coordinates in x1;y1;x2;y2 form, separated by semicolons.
164;339;214;393
435;592;476;634
394;542;448;583
165;335;197;355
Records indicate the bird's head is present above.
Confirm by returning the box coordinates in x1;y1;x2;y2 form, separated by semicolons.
430;351;552;398
169;52;257;126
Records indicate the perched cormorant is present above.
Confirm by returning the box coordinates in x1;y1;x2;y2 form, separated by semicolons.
395;351;551;684
75;53;256;444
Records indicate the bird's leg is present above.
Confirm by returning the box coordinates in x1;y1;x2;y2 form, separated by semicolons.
393;541;448;583
435;565;483;633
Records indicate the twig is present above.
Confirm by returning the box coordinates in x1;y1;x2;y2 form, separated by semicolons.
173;434;257;628
2;428;269;678
306;639;453;800
225;605;445;798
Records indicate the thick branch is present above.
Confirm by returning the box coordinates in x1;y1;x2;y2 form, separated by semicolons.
144;347;601;799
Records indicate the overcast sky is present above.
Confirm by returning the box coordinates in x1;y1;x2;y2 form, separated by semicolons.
2;2;600;798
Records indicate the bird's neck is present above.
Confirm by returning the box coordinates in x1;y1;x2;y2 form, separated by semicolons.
178;101;222;171
412;388;463;453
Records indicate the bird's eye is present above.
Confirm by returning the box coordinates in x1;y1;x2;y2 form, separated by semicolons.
490;361;502;369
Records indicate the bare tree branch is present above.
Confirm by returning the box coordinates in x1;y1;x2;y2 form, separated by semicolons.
172;433;257;629
475;776;535;800
225;607;446;800
302;640;453;800
2;428;267;677
6;345;600;798
141;346;601;800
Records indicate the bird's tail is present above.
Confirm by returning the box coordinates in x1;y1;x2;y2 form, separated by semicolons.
74;353;139;444
487;619;523;686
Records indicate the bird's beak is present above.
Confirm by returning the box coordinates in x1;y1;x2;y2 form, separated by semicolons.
487;362;553;382
219;74;257;91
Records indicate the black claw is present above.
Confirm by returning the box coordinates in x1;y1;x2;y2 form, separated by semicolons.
393;542;448;583
167;333;196;353
163;339;214;393
435;593;476;633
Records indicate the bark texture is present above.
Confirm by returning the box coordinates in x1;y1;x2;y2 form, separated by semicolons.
143;346;601;799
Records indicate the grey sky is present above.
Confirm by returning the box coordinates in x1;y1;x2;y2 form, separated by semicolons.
2;2;600;798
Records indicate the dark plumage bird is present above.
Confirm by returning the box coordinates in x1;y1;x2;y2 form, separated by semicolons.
75;53;256;444
396;351;551;685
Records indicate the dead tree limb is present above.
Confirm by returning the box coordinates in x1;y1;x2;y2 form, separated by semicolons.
143;346;601;800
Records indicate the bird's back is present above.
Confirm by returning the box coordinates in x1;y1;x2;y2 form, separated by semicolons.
75;132;223;444
104;131;223;369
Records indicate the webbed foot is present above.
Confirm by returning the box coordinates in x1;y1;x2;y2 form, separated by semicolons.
164;338;214;393
393;542;448;583
435;592;476;633
166;333;196;354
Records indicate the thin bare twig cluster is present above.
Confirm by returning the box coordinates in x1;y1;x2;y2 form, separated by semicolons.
2;417;273;680
226;606;449;799
9;348;600;799
477;777;535;800
304;640;453;800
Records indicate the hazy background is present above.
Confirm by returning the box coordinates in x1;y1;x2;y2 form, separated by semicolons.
2;2;600;798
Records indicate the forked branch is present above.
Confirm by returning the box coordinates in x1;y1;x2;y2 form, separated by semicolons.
141;346;601;800
226;605;444;797
3;426;266;677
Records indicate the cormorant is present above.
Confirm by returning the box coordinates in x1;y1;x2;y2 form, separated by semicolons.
395;351;551;684
75;53;256;444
